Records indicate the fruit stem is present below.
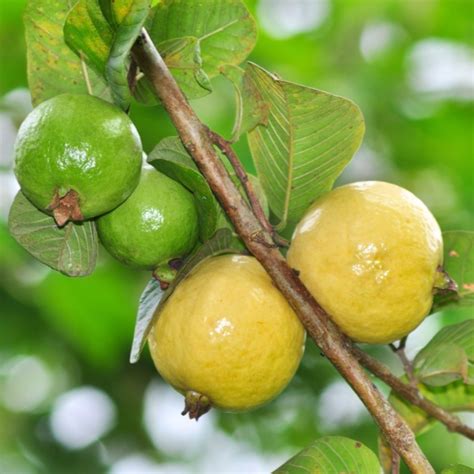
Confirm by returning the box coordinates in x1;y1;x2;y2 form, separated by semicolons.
389;337;417;387
48;189;83;227
181;391;211;421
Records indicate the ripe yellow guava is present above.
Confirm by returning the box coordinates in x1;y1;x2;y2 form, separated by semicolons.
287;181;443;344
148;255;306;416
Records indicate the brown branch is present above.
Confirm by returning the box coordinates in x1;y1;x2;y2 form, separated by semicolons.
207;129;288;247
390;337;417;387
391;451;401;474
352;346;474;440
132;29;434;473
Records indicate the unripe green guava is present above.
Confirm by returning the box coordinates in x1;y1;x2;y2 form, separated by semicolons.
97;167;199;270
14;93;143;225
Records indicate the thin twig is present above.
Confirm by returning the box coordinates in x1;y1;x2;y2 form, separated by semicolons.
352;345;474;440
389;337;417;387
207;129;289;247
132;29;434;473
391;451;401;474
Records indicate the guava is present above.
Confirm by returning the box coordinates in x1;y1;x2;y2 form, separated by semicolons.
14;93;143;225
97;166;199;270
287;181;443;344
148;254;306;417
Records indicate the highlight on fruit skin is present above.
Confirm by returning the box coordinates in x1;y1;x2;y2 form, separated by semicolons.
13;93;143;225
97;166;199;270
287;181;443;344
148;254;306;415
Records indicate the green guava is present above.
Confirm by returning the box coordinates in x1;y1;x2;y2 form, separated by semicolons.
97;166;199;270
14;93;143;225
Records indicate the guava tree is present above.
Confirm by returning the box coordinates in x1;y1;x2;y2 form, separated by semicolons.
7;0;474;472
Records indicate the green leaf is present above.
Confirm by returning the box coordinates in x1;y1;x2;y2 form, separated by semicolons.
389;380;474;435
380;379;474;471
274;436;381;474
130;277;163;363
441;465;474;474
414;320;474;386
105;0;151;110
148;137;220;241
8;192;98;277
148;0;257;99
130;228;241;362
63;0;114;76
25;0;110;106
433;231;474;311
244;63;365;231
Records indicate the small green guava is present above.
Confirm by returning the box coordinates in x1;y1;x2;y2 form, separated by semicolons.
97;166;199;270
14;93;143;225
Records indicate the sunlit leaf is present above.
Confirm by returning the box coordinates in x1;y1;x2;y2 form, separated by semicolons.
414;320;474;386
8;192;98;277
148;136;220;241
150;0;256;75
244;63;365;231
25;0;110;106
433;231;474;311
274;436;381;474
63;0;113;76
130;228;241;362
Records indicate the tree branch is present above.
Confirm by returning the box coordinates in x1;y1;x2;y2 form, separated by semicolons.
352;346;474;440
132;29;434;473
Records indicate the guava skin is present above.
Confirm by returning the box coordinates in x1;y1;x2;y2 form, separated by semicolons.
148;255;306;412
288;181;443;344
97;167;199;269
14;93;143;219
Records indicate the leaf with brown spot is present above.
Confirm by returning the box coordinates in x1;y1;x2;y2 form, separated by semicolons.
25;0;111;105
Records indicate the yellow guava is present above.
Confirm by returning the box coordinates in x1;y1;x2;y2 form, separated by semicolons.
287;181;443;344
148;255;306;416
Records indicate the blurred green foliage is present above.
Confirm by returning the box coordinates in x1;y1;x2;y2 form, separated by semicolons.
0;0;473;473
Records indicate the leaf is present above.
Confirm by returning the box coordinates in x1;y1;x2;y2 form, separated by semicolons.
129;277;164;363
414;320;474;386
8;192;98;277
244;63;365;231
148;136;220;241
25;0;110;106
380;379;474;471
389;380;474;435
441;465;474;474
228;62;270;140
130;228;241;362
433;231;474;311
148;0;257;99
105;0;151;110
273;436;381;474
150;0;256;75
63;0;114;76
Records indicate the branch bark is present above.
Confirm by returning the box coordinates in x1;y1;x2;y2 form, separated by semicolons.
132;29;434;473
353;346;474;440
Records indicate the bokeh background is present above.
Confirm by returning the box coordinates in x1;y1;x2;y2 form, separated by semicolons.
1;0;473;472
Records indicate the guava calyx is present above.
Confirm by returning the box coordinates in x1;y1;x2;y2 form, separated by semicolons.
181;391;211;421
433;265;458;295
48;189;83;227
